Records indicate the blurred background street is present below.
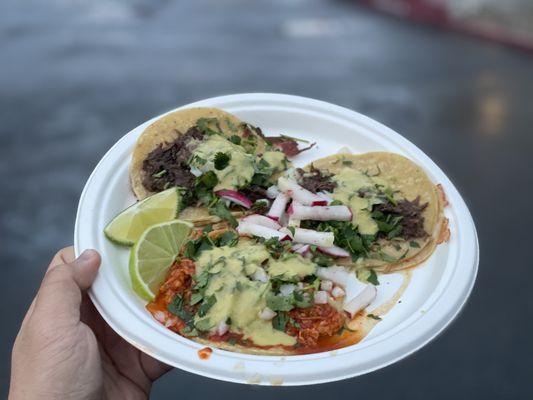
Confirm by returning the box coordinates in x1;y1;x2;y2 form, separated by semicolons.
1;0;532;398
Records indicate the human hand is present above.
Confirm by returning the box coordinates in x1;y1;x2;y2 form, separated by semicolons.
9;247;171;400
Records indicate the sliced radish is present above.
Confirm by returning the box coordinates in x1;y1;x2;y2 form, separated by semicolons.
259;307;277;320
241;214;281;230
266;185;280;199
317;191;333;204
293;228;334;247
320;280;333;292
293;244;310;255
215;190;253;209
267;192;289;221
289;202;352;221
287;217;301;227
237;222;290;241
343;285;377;318
277;177;325;206
332;286;346;298
316;266;351;288
314;291;328;304
318;245;350;258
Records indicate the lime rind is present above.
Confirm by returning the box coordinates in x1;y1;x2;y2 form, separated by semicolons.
129;220;193;301
104;188;181;246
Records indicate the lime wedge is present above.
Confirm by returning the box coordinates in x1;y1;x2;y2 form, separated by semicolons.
104;188;181;246
129;220;193;301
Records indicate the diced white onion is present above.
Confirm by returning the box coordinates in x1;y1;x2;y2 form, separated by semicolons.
320;280;333;292
259;307;277;320
279;284;296;296
251;267;268;282
216;320;229;336
332;286;346;298
314;291;328;304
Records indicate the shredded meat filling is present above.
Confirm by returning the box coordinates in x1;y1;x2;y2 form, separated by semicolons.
296;166;337;193
374;196;429;240
288;304;345;347
142;127;204;192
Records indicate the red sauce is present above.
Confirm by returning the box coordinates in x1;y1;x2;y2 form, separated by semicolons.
198;347;213;360
147;258;368;355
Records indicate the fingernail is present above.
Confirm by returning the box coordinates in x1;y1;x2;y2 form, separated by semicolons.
78;249;96;262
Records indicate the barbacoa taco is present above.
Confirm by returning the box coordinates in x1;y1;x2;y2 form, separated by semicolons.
294;151;450;273
129;107;313;226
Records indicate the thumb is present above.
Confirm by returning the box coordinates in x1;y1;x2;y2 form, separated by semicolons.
33;249;101;323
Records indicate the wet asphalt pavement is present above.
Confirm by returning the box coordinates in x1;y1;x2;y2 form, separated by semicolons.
1;0;532;398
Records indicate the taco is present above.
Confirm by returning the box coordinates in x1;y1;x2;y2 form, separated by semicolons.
129;107;312;226
146;228;381;355
293;152;449;273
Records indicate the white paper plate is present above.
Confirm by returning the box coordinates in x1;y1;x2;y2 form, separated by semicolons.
74;93;478;386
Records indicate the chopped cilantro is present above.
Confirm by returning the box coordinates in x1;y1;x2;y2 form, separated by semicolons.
209;201;237;227
272;312;289;331
197;295;217;317
342;160;353;166
196;118;221;135
167;294;194;327
266;293;294;312
263;237;291;259
226;118;237;132
367;313;382;320
367;269;379;286
229;134;241;145
409;241;420;248
251;199;269;214
218;231;239;247
214;152;231;170
195;318;212;332
197;171;218;189
190;292;203;305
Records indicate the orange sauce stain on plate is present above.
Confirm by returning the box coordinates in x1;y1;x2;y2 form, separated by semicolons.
198;347;213;360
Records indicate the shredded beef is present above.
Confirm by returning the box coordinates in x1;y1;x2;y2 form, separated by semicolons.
374;196;429;240
141;127;204;192
296;166;337;193
288;304;345;347
266;136;316;157
240;185;268;202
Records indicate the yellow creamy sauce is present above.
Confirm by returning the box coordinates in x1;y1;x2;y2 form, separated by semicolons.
191;135;255;191
262;150;287;173
331;168;386;235
190;135;287;192
193;241;318;346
